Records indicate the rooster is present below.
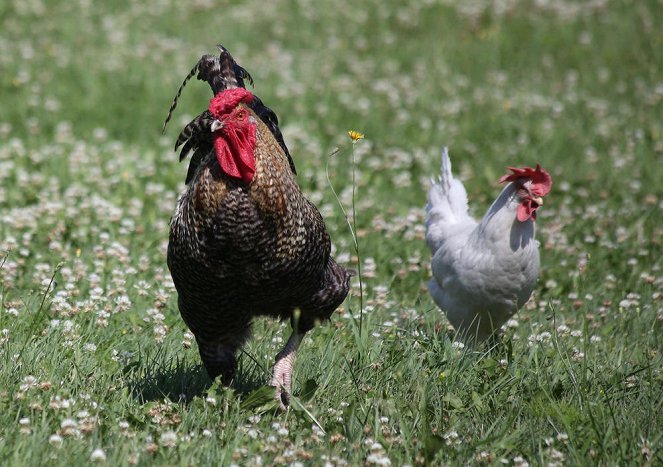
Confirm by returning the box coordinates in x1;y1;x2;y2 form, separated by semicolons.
164;46;351;407
425;148;552;343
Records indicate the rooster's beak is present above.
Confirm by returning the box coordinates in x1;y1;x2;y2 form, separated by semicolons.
210;119;224;132
532;196;543;206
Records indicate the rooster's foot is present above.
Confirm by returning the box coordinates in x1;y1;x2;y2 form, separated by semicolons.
270;332;304;410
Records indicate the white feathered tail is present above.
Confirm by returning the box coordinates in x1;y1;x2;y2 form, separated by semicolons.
425;148;475;254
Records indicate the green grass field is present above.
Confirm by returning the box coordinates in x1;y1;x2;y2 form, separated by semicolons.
1;0;662;464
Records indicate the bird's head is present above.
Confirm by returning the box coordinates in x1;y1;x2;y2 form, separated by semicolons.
208;88;257;184
499;164;552;222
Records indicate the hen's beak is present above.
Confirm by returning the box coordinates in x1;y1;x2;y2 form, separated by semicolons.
210;119;224;132
532;196;543;206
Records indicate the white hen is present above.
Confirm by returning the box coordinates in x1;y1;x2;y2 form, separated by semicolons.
426;148;552;343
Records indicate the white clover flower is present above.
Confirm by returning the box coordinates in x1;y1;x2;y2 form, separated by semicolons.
61;418;78;431
49;434;64;448
93;127;108;141
159;431;177;447
556;325;570;335
90;448;107;462
366;452;392;466
443;429;460;446
336;252;351;264
20;375;38;391
154;327;167;341
536;331;552;342
370;442;384;451
312;424;325;437
625;375;638;388
548;447;565;461
571;348;585;361
115;295;132;311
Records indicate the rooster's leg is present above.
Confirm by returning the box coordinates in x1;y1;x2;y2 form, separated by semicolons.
270;332;304;409
197;337;238;385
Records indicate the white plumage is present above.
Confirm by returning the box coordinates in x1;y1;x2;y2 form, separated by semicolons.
426;148;551;343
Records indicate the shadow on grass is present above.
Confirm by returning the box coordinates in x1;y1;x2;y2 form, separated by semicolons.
123;346;268;405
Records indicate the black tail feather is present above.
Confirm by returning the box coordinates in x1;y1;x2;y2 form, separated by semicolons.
162;61;201;133
175;111;215;158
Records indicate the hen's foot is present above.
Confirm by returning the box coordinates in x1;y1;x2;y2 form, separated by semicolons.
270;332;304;410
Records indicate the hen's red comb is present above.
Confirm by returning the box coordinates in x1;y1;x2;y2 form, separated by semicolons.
209;88;254;118
499;164;552;197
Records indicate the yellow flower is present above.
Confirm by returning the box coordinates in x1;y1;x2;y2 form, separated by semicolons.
347;130;364;142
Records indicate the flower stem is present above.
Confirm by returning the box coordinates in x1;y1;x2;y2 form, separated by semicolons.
350;142;364;335
325;142;364;335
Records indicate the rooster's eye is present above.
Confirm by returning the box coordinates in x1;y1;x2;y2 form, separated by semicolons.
236;110;246;119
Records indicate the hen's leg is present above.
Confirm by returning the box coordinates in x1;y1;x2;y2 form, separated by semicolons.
270;331;304;409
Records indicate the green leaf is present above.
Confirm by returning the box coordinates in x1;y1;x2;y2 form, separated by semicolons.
299;378;319;403
423;432;445;462
240;385;280;413
443;393;464;410
471;391;484;410
479;357;498;370
126;411;146;428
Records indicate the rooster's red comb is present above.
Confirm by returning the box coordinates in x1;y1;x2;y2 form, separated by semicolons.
209;88;254;118
499;164;552;197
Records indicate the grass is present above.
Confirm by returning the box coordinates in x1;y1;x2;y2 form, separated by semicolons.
1;0;662;464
